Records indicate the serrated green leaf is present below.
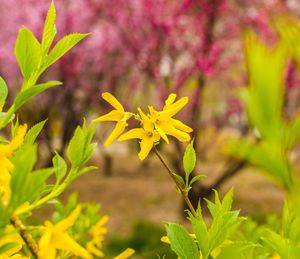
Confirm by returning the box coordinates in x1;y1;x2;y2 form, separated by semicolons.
183;140;196;179
43;33;89;70
53;152;67;181
14;27;41;81
14;80;62;109
41;1;57;54
189;214;209;258
24;119;47;145
0;77;8;110
166;223;200;259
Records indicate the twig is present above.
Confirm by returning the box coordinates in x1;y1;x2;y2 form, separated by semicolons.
154;146;197;218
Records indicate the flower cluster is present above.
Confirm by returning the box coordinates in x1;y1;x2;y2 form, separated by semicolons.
0;124;27;205
93;92;192;160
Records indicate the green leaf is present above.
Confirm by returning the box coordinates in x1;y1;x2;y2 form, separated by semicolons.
14;80;62;110
0;77;8;110
216;241;258;259
183;140;196;179
189;174;205;187
67;122;96;168
41;1;57;54
24;120;47;145
14;27;41;81
243;32;287;143
77;166;98;178
53;152;67;182
166;223;200;259
9;144;37;209
43;33;89;70
189;214;210;258
174;173;185;187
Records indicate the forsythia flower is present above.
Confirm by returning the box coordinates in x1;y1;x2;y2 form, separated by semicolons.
0;225;26;259
119;108;160;160
38;205;91;259
86;215;109;257
93;92;133;146
148;93;192;143
95;92;192;160
0;124;27;205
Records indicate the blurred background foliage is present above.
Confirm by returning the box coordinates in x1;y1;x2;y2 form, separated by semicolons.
2;0;300;256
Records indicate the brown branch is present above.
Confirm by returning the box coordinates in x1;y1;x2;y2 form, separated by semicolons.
10;215;39;258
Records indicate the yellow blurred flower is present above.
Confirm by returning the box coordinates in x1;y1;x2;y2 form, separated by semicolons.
93;92;133;146
148;93;192;143
86;215;109;257
0;124;27;205
38;205;91;259
119;108;160;160
0;225;25;259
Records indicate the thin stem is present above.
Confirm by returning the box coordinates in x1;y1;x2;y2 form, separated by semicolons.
154;146;197;218
10;215;39;258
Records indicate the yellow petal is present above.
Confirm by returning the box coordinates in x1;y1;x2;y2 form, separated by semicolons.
102;92;124;112
52;231;91;258
38;245;56;259
86;241;104;257
155;125;169;144
160;123;191;142
93;110;124;122
104;121;127;146
55;205;81;231
118;128;145;141
169;118;193;133
114;248;135;259
165;93;177;106
138;138;154;160
39;230;56;259
138;108;154;132
163;96;189;115
0;124;27;158
161;236;171;244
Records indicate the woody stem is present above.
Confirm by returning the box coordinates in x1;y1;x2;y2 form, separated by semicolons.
10;215;39;258
154;146;197;218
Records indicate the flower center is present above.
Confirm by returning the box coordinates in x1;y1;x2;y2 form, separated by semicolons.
146;132;153;137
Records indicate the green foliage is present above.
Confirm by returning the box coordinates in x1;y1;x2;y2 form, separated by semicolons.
0;77;8;110
166;223;200;259
24;119;47;145
14;80;62;109
67;121;96;169
183;139;196;177
226;25;300;191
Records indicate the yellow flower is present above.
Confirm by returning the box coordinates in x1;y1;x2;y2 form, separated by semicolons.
0;225;24;258
118;108;160;160
113;248;135;259
38;206;91;259
86;215;109;258
148;93;192;143
0;124;27;205
93;92;133;146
